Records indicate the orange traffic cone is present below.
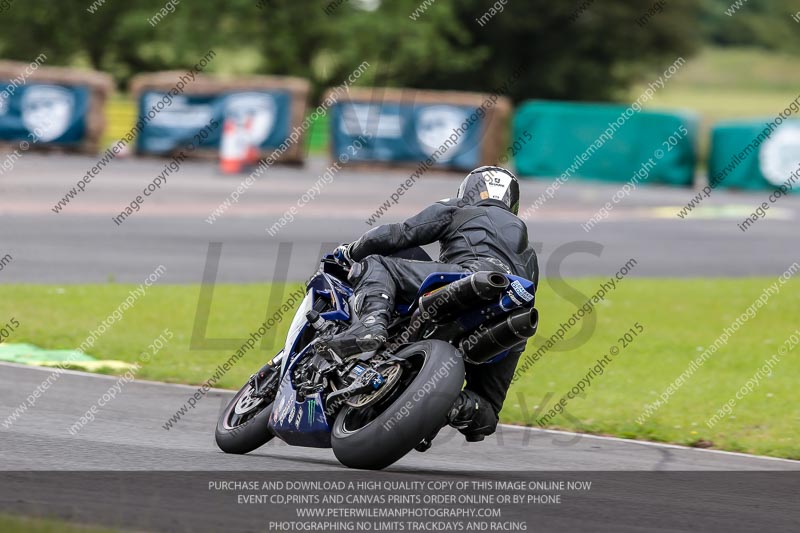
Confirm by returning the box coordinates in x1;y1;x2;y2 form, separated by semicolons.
219;118;246;174
243;116;260;167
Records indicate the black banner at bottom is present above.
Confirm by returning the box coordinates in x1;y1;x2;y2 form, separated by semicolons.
0;471;797;532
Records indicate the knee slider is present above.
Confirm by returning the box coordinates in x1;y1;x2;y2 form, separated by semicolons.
347;254;385;284
347;261;365;283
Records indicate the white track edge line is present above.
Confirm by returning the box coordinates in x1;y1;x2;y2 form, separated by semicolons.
0;361;232;394
3;362;797;465
497;423;800;465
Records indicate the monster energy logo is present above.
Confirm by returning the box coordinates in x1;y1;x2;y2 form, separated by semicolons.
307;399;315;424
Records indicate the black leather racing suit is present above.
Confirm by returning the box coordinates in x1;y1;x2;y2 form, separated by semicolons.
346;197;539;437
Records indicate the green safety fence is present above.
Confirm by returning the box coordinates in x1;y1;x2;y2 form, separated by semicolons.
709;119;800;191
513;100;698;186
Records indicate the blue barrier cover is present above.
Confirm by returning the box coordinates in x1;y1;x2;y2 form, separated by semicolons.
0;82;89;145
330;101;483;170
136;90;292;155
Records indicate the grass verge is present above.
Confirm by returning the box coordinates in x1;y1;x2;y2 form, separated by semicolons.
0;514;119;533
0;278;797;459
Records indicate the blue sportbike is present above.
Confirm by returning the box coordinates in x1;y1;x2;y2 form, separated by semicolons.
215;247;538;470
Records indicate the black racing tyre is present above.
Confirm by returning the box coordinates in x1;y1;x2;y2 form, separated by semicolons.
331;340;465;470
215;379;276;455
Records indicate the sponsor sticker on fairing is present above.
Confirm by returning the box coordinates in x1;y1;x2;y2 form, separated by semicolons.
511;280;534;302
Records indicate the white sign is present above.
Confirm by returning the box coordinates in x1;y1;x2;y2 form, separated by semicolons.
21;85;74;142
415;105;468;162
224;92;277;145
760;124;800;186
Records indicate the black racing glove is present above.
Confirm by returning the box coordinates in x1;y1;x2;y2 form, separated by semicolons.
332;243;353;269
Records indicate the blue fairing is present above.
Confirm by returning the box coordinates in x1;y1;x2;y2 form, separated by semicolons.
308;272;353;322
399;272;536;364
269;272;345;447
399;271;534;318
395;272;467;315
269;343;333;447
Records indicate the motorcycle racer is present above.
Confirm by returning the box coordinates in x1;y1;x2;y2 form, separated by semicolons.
320;166;539;443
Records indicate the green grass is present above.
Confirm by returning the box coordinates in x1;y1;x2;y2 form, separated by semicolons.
0;514;120;533
1;278;798;459
0;283;302;387
503;277;800;460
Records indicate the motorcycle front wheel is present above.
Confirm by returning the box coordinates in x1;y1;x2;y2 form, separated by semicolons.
215;365;278;454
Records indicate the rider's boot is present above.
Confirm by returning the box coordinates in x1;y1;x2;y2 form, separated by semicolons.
416;390;496;451
321;294;391;358
446;390;496;442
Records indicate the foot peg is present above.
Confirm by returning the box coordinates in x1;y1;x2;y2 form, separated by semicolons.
414;426;442;452
415;438;433;452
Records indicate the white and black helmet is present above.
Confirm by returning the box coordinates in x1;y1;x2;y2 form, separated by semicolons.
457;166;520;214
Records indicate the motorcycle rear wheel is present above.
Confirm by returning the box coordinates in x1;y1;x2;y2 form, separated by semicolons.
331;340;464;470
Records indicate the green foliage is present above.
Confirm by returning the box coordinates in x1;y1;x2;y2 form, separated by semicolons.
0;0;705;101
1;0;795;102
431;0;703;102
702;0;800;52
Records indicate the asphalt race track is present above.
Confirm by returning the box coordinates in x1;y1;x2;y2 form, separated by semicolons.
1;363;798;532
1;154;798;283
2;155;800;531
5;363;798;472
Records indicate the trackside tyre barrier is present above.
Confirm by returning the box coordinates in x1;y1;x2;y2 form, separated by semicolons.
513;100;698;187
326;87;512;172
709;119;800;191
0;60;112;154
130;72;310;163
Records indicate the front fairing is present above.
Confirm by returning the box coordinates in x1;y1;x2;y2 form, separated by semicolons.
279;272;353;378
269;269;354;447
269;343;332;448
279;291;314;377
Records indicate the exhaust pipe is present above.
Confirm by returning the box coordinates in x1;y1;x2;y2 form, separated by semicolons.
418;271;509;323
459;306;539;364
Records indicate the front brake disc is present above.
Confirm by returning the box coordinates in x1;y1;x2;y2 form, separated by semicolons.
233;386;265;415
346;362;402;408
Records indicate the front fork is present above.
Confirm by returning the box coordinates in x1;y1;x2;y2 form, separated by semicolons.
249;359;281;400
